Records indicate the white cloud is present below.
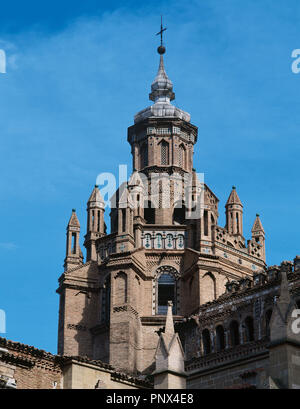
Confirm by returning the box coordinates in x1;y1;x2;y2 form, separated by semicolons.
0;242;17;250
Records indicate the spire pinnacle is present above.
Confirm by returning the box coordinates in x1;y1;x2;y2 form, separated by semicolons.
134;19;191;123
149;54;175;103
68;209;80;228
87;185;105;209
226;187;243;207
156;16;167;55
251;213;264;234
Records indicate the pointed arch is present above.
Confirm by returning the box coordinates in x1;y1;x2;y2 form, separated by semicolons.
201;272;216;304
154;265;179;316
160;139;169;165
173;200;186;225
178;143;186;168
114;271;128;305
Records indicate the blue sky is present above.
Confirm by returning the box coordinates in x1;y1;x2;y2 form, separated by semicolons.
0;0;299;354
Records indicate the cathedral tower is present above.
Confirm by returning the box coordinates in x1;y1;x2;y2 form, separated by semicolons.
57;25;267;375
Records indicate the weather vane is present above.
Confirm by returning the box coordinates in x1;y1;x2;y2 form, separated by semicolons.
156;16;167;54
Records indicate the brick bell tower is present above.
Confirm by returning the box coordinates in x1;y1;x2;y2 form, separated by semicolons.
57;26;267;375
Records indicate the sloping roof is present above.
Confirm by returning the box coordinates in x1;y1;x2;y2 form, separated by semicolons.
251;214;264;233
67;210;80;228
226;187;243;207
87;185;104;205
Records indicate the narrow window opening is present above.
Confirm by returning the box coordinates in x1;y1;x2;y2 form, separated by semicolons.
161;140;169;165
122;208;126;232
173;201;186;225
230;320;240;346
244;316;254;342
216;325;225;351
102;276;111;323
202;329;211;354
157;274;176;315
92;210;95;230
178;144;186;168
71;233;76;254
144;201;155;224
204;210;208;236
140;143;148;168
97;210;100;232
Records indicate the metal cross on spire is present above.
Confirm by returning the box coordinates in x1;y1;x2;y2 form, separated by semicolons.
156;16;167;47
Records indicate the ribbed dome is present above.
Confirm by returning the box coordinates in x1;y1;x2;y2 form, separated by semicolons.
134;51;190;124
149;55;175;103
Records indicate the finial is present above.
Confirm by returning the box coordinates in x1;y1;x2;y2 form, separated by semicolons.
72;208;76;213
156;16;167;55
232;186;236;190
164;300;175;337
256;213;260;217
94;184;99;188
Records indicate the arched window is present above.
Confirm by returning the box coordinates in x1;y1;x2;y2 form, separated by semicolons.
202;272;216;304
202;329;211;355
265;309;273;338
160;140;169;165
244;316;254;342
144;201;155;224
114;272;127;305
178;144;186;168
216;325;225;351
102;275;111;323
154;233;163;249
229;320;240;347
155;266;179;316
140;143;148;168
157;273;176;315
173;201;186;225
